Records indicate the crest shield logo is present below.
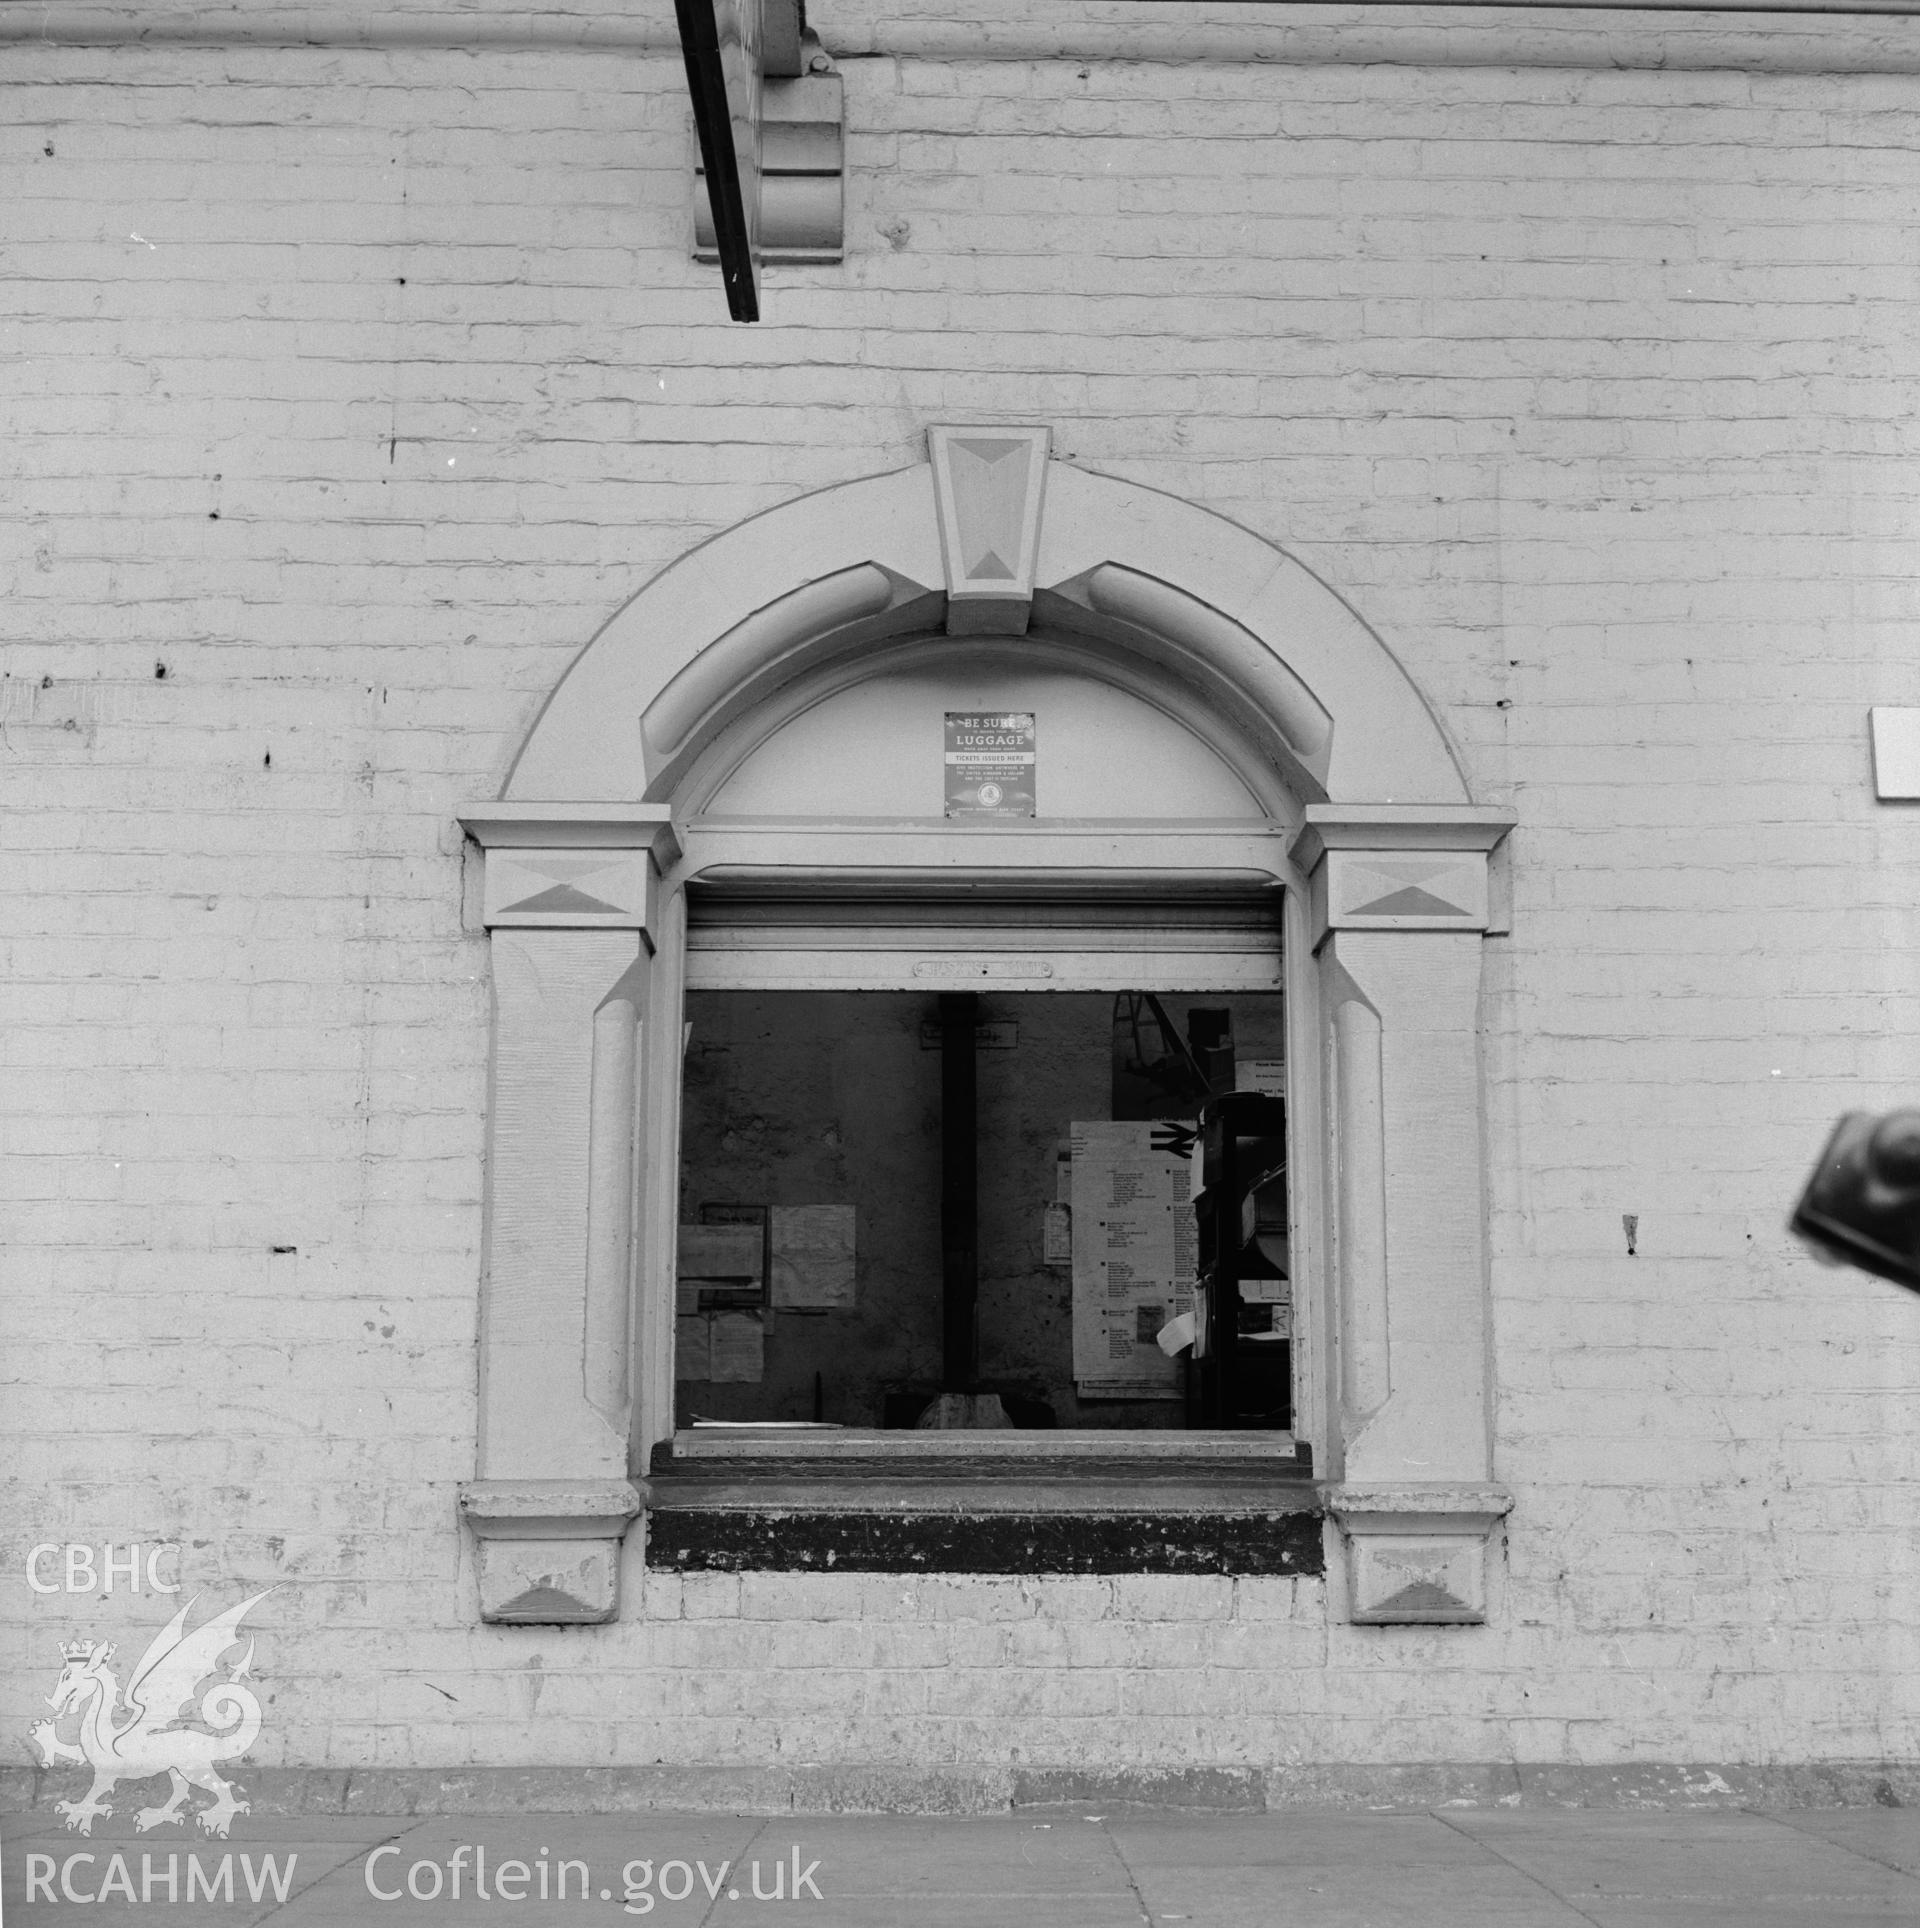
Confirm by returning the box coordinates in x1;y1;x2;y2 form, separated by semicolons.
29;1589;272;1838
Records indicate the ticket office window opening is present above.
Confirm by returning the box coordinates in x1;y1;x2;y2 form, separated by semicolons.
674;985;1293;1435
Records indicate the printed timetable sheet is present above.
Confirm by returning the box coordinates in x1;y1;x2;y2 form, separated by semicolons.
1068;1121;1196;1401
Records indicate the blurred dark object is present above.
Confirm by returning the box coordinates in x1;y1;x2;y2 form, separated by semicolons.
1790;1110;1920;1292
1191;1091;1291;1429
1186;1007;1237;1100
1111;992;1213;1120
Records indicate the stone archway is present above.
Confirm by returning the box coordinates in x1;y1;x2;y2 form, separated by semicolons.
502;445;1469;811
457;432;1514;1628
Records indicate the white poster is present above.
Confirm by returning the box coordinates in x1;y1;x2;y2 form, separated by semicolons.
709;1310;767;1383
770;1204;857;1308
1069;1121;1196;1400
675;1311;768;1382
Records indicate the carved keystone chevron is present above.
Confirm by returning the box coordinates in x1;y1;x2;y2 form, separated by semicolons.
928;425;1050;635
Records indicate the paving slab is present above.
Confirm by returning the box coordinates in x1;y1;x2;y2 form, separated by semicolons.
1126;1860;1600;1927
1579;1905;1920;1927
1440;1808;1920;1912
764;1813;1133;1894
1763;1808;1920;1879
1101;1809;1501;1867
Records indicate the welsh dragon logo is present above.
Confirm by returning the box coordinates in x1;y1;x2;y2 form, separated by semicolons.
29;1590;272;1838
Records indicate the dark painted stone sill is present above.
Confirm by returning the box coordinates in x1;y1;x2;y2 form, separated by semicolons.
642;1437;1322;1573
641;1505;1325;1575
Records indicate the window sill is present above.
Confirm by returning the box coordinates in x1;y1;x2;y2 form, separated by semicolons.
668;1426;1301;1461
643;1431;1322;1574
656;1426;1307;1494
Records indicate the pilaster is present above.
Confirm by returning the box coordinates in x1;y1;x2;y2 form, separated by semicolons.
455;806;679;1623
1292;805;1517;1624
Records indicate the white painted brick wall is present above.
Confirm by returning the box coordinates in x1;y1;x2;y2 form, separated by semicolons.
4;2;1919;1775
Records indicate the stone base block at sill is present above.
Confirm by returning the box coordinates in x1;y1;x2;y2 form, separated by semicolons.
460;1478;645;1623
1326;1482;1513;1625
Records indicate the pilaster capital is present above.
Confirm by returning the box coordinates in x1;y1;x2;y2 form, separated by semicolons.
1289;804;1516;941
1289;803;1516;870
457;803;682;932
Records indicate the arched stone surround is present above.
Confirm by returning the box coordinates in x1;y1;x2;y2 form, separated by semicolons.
457;436;1514;1627
503;457;1466;810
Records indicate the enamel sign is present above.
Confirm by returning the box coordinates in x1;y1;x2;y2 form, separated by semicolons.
944;711;1036;818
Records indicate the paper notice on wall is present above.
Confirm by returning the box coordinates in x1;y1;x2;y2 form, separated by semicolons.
1042;1201;1072;1267
709;1311;766;1383
678;1221;766;1311
680;1222;764;1278
679;1223;764;1280
675;1315;711;1380
1235;1059;1286;1096
1069;1121;1196;1400
770;1204;857;1308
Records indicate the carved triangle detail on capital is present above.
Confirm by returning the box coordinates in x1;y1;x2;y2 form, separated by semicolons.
1290;804;1516;942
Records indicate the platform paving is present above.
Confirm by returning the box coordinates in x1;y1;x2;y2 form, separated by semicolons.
5;1804;1920;1926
